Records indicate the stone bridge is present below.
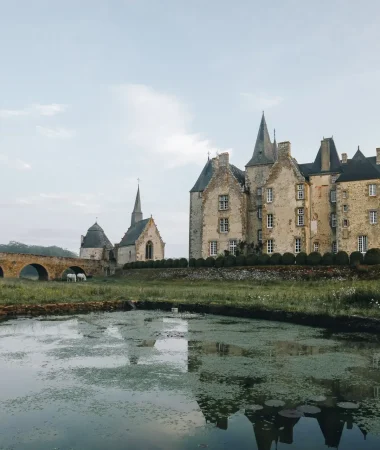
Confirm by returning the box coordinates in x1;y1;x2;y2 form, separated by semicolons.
0;253;107;281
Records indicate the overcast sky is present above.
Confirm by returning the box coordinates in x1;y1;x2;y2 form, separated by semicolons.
1;0;380;257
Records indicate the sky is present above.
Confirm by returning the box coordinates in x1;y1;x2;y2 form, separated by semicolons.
1;0;380;257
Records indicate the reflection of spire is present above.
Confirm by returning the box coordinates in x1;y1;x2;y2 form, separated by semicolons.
317;409;345;448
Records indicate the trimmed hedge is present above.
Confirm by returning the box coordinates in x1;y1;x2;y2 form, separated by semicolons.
164;258;173;268
179;258;188;268
295;252;307;265
258;254;270;265
225;255;236;267
282;252;295;265
195;258;205;268
189;258;196;268
236;255;246;266
335;251;349;266
270;253;282;265
364;248;380;265
246;254;258;266
205;257;215;267
350;251;363;266
215;256;225;268
321;252;335;265
307;252;322;266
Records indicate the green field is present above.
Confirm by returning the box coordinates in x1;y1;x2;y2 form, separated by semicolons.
1;274;380;319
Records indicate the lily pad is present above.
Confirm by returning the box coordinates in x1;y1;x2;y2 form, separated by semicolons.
309;395;327;402
337;402;360;410
278;409;304;419
247;404;264;411
297;405;321;414
265;399;285;408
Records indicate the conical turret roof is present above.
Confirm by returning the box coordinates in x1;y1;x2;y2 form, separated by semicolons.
190;158;214;192
81;222;113;249
246;113;277;166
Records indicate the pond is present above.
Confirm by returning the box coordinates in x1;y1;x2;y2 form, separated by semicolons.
1;311;380;450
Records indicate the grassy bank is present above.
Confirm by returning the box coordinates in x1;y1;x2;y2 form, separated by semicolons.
1;276;380;319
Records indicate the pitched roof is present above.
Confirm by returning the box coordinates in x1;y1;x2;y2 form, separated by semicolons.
81;222;113;249
246;113;276;167
229;164;245;186
309;138;341;174
190;158;213;192
336;149;380;182
119;218;150;247
133;185;142;214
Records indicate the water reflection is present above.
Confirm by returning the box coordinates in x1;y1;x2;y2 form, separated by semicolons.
0;312;380;449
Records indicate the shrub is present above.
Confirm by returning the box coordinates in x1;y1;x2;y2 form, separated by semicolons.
189;258;196;268
282;252;295;265
236;255;246;266
258;254;270;265
215;256;225;268
307;252;322;266
225;255;236;267
172;259;180;268
179;258;188;268
205;257;215;267
335;251;349;266
270;253;282;265
350;251;364;267
321;252;335;265
364;248;380;265
164;258;173;268
195;258;205;267
295;252;307;265
123;263;131;270
136;261;144;269
153;260;161;268
246;254;258;266
146;260;154;268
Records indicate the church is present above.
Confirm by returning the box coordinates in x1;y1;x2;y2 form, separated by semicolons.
79;185;165;266
189;113;380;258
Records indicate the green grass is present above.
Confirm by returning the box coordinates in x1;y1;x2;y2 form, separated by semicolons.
1;276;380;319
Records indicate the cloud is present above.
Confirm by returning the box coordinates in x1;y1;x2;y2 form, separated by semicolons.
0;154;31;170
36;126;76;139
0;103;67;119
240;92;284;111
114;84;229;167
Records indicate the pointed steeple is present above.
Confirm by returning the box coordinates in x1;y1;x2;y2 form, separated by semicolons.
131;184;143;226
246;113;277;166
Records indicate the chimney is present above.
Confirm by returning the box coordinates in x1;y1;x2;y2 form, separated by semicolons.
321;139;330;171
341;153;348;164
219;152;229;167
211;156;219;170
278;141;291;159
376;148;380;165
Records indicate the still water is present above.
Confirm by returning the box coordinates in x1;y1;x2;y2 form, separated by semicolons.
1;311;380;450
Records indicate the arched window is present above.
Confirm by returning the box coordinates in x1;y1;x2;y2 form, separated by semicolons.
145;241;153;260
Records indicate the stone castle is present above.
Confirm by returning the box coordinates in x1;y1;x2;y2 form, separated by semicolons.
79;185;165;267
189;113;380;259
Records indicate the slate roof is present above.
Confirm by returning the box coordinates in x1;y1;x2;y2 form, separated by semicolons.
119;218;150;247
81;222;113;249
308;138;341;174
133;186;142;213
229;164;245;186
336;150;380;182
246;113;277;167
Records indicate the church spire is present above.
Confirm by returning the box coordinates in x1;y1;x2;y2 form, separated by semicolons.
246;112;277;167
131;183;143;226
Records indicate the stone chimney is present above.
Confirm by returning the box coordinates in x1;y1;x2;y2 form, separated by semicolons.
278;141;291;159
341;153;348;164
376;148;380;165
219;152;229;167
321;139;330;171
211;156;219;170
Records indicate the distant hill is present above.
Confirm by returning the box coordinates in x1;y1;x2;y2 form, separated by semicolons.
0;241;78;258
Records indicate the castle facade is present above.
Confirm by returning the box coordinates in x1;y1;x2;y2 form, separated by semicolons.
189;114;380;258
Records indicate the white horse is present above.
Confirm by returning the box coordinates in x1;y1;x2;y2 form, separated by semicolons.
66;273;77;282
77;273;87;282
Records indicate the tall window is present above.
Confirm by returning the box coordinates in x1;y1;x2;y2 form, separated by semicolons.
331;175;337;184
313;242;319;252
258;230;262;242
295;238;301;254
369;184;377;197
267;188;273;203
332;241;338;253
209;241;218;256
219;195;229;210
229;240;237;255
331;213;337;228
258;207;262;219
267;214;273;228
267;239;274;254
370;210;378;224
257;187;262;196
330;190;337;203
145;241;153;260
343;219;349;228
297;184;304;200
358;236;368;253
297;208;304;226
343;204;348;212
220;218;229;233
342;190;348;199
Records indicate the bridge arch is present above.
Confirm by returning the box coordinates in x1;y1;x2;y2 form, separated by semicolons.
20;263;49;281
61;266;86;280
0;266;3;278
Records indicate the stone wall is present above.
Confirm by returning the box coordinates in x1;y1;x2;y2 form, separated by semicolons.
189;191;203;259
117;245;136;266
336;178;380;253
79;248;104;260
135;219;165;262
